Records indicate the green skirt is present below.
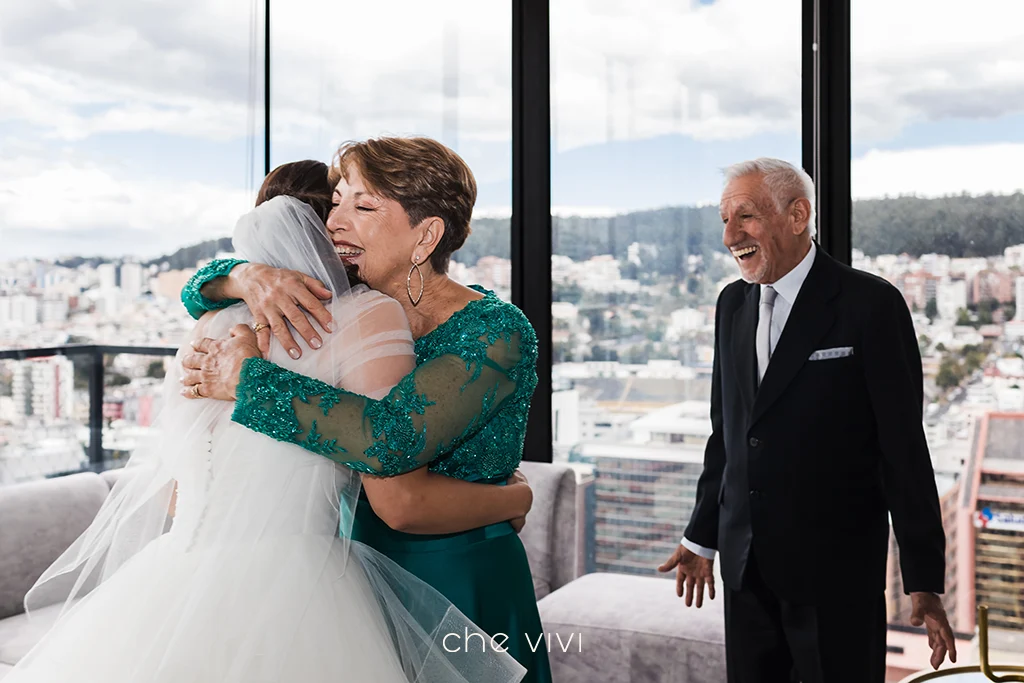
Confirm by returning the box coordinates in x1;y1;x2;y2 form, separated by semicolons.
351;498;552;683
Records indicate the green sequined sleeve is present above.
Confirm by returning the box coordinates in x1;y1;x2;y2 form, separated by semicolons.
181;258;248;320
230;324;529;476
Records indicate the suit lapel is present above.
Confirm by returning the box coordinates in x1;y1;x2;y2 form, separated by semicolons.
750;250;841;427
730;284;759;413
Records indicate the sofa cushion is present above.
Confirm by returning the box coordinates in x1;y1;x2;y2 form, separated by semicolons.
99;467;125;490
0;473;109;620
0;603;63;666
538;572;726;683
518;462;578;599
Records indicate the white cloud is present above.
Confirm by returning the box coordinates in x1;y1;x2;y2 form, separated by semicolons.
0;155;251;255
552;0;802;151
851;1;1024;144
3;0;1022;152
852;143;1024;200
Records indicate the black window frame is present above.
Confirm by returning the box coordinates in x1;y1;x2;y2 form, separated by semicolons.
262;0;854;463
510;0;851;462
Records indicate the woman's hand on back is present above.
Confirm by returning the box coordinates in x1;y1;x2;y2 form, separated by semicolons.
181;325;261;401
232;263;334;358
505;469;532;533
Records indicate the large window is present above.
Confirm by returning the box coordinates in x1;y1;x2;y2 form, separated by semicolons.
4;5;1022;667
271;0;512;299
550;0;801;576
0;1;256;482
851;0;1024;655
0;0;257;349
0;1;513;485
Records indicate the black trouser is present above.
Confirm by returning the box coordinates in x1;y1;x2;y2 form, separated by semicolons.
724;553;886;683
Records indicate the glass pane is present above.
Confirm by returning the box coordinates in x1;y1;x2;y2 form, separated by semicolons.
271;1;512;300
852;0;1024;656
0;351;174;485
551;0;800;575
1;2;253;482
0;0;256;349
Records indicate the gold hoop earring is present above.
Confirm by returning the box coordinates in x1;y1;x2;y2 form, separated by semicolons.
407;260;424;306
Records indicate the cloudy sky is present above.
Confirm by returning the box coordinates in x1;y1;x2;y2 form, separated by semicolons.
1;0;1023;259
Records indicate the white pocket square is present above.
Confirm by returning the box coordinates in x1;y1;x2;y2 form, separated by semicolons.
808;346;854;361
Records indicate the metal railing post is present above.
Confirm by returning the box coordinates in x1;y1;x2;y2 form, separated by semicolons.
88;349;104;469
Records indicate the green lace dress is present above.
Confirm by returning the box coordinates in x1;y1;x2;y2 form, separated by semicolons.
181;261;552;683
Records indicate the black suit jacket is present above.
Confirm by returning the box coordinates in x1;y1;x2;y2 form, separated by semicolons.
684;248;946;604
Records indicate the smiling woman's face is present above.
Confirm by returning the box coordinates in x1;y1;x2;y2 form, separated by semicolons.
325;163;422;295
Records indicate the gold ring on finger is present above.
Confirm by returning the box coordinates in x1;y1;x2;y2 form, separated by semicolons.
252;322;269;334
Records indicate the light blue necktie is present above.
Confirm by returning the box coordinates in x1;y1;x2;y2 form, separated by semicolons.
756;286;777;386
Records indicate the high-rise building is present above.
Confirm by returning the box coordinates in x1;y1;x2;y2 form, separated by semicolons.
152;269;196;300
972;270;1014;305
10;357;75;422
97;263;117;291
120;262;144;299
1015;277;1024;321
936;279;968;321
1004;244;1024;270
956;412;1024;635
0;294;39;327
572;401;710;575
40;296;69;324
577;443;705;575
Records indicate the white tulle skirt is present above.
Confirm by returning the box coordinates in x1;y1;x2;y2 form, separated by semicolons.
9;530;521;683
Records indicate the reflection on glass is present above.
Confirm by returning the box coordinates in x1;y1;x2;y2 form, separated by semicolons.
271;0;511;299
0;0;255;483
550;0;800;575
851;0;1024;670
0;353;173;485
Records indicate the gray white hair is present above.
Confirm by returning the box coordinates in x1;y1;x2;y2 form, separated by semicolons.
723;158;817;239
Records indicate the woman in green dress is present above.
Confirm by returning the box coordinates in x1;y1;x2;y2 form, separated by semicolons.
178;138;551;683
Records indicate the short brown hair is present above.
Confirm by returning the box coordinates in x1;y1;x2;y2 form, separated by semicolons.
257;160;333;224
330;137;476;273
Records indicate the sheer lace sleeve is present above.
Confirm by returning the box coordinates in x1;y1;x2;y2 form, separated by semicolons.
230;319;527;477
181;258;247;320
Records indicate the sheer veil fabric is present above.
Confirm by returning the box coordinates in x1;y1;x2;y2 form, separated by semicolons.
11;196;525;683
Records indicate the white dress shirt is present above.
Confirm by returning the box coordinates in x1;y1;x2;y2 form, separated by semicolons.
681;242;817;559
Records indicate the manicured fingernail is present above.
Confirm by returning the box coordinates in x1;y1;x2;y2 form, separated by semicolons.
310;338;322;350
324;321;333;333
289;348;300;359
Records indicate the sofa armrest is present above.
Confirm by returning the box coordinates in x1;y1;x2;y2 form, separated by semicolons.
518;461;580;598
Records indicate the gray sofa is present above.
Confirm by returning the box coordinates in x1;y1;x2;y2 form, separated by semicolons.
0;462;725;682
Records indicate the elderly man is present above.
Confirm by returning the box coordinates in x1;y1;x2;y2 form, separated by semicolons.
658;159;956;683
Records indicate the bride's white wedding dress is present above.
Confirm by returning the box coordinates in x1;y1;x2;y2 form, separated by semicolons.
6;197;525;683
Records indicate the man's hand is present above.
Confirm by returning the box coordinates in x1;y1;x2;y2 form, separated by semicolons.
181;325;261;401
658;545;716;607
233;263;334;358
910;592;957;670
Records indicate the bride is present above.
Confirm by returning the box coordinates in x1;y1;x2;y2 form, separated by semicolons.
5;193;525;683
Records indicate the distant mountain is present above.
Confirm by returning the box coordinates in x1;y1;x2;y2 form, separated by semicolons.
459;192;1024;266
147;237;234;271
55;256;112;269
852;193;1024;258
48;192;1023;271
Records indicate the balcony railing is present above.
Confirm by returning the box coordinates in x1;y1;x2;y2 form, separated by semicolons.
0;345;177;472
